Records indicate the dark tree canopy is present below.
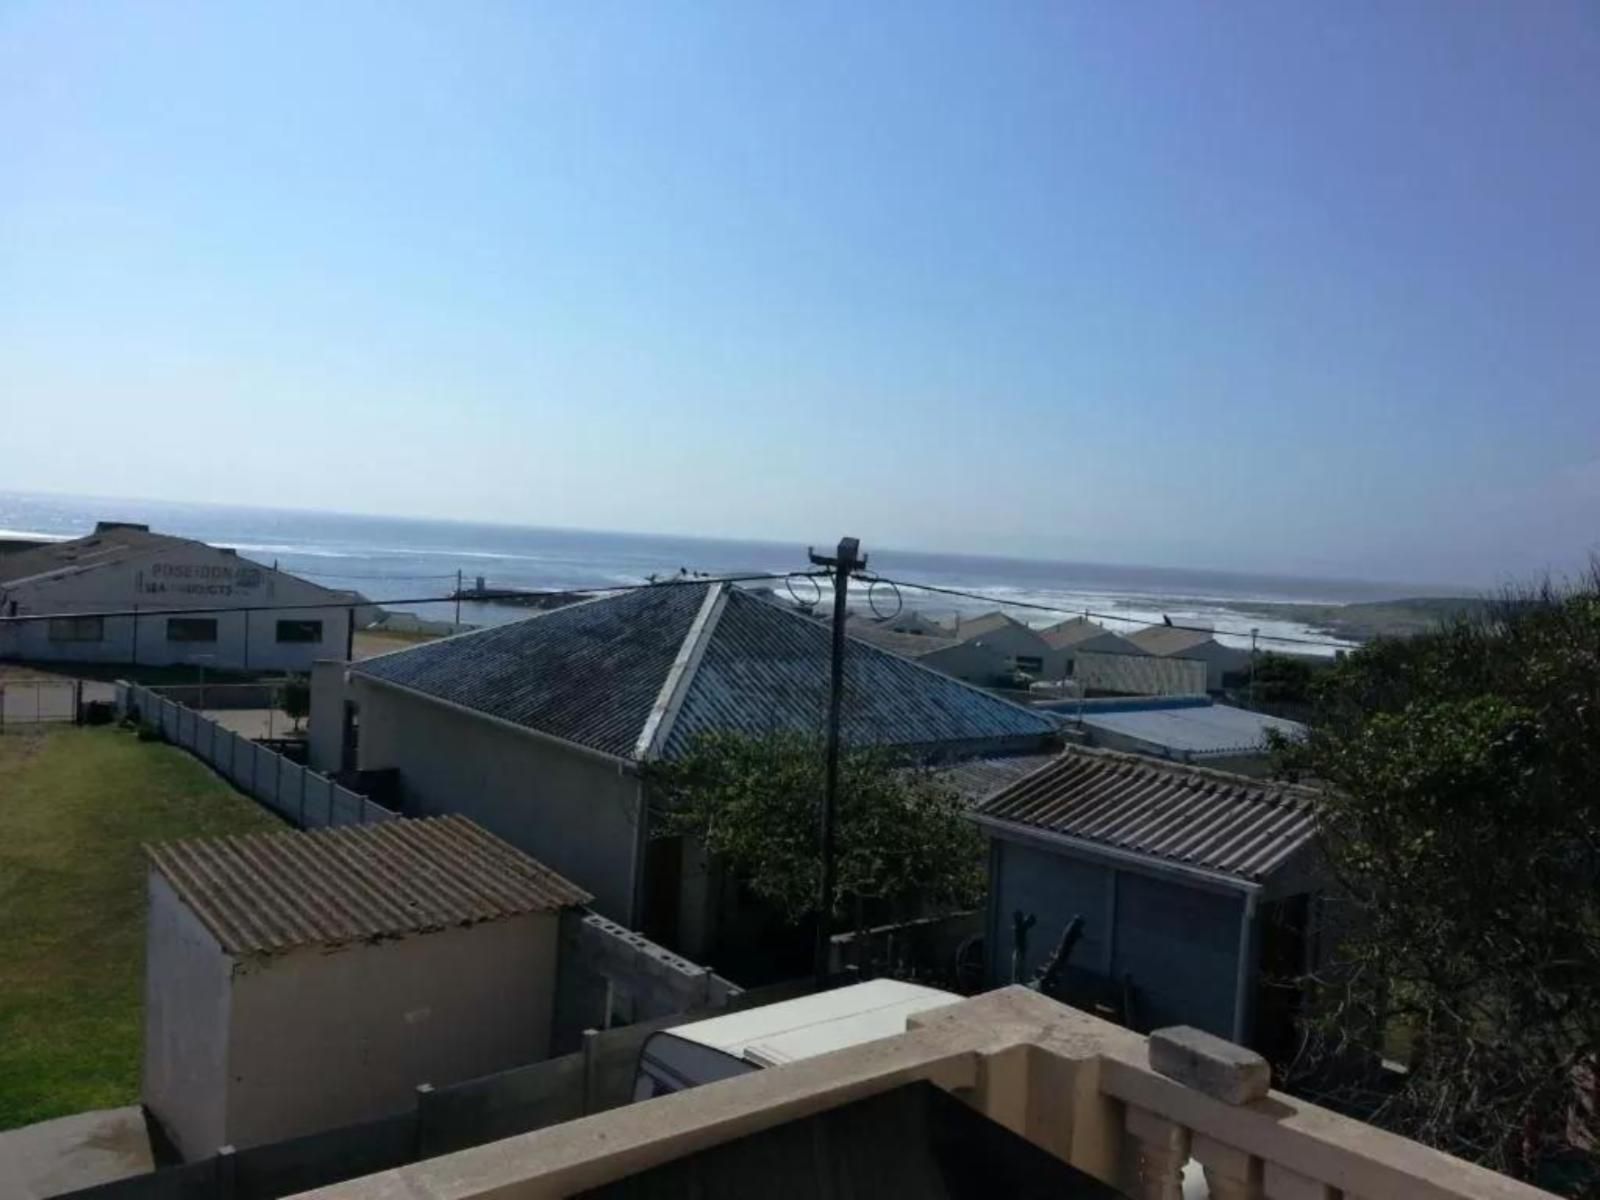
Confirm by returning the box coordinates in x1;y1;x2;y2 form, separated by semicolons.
280;675;311;731
1277;576;1600;1191
647;731;985;925
1251;652;1314;704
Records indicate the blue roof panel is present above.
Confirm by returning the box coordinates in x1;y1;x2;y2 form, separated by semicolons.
1078;703;1304;758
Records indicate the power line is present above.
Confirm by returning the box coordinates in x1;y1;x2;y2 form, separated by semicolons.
0;571;825;626
852;572;1355;651
292;570;460;582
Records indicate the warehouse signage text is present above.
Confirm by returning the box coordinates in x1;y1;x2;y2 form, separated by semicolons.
139;561;266;598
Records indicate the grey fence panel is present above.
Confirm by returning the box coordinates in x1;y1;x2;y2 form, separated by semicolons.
56;1154;219;1200
362;798;399;824
237;735;257;792
199;716;218;766
304;775;334;828
180;707;196;750
232;1109;415;1200
280;761;308;826
585;1019;672;1113
253;744;280;811
417;1053;586;1159
162;699;179;741
332;785;364;827
114;682;130;718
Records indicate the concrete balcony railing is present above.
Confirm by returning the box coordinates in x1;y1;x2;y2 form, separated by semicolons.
296;986;1559;1200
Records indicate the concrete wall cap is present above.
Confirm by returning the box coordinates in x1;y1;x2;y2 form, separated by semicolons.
1148;1025;1270;1105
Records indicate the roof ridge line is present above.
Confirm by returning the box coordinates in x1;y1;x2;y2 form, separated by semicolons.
634;582;727;762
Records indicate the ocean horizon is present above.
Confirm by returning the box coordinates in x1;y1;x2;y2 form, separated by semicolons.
0;490;1470;655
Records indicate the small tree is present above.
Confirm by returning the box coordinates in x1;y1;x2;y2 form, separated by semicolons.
1275;574;1600;1191
1252;652;1314;704
280;675;311;733
648;731;985;926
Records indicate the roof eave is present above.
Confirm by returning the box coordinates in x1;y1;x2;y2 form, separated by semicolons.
971;812;1262;896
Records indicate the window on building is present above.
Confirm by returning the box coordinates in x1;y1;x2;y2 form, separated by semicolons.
167;617;218;643
275;619;323;644
47;616;104;643
1015;655;1044;674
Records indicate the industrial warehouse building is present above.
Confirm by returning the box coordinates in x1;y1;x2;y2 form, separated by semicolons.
0;522;360;671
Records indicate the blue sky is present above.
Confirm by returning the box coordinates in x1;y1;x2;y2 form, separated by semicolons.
3;2;1596;586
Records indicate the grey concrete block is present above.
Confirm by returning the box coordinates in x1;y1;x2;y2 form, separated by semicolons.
1148;1025;1270;1105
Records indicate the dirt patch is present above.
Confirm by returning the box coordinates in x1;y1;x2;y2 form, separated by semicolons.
0;663;78;684
353;630;442;659
0;726;49;764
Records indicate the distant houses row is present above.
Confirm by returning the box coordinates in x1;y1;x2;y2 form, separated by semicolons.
848;606;1252;693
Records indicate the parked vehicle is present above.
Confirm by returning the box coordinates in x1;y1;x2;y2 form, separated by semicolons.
632;979;961;1101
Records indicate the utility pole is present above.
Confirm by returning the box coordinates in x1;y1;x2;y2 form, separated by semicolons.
455;569;463;631
1249;627;1260;708
808;536;867;988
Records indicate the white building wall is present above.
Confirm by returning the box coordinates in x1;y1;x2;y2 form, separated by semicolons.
143;873;234;1162
918;641;1008;684
222;914;558;1150
352;678;644;922
1;544;352;671
958;623;1055;676
1187;642;1250;692
306;660;349;773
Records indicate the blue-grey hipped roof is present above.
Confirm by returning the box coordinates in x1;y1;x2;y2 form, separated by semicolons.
352;583;1059;764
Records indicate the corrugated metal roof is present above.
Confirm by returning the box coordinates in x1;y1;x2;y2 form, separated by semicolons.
352;584;712;759
1127;625;1222;656
950;611;1033;643
1038;619;1139;652
661;589;1059;759
353;583;1058;764
1076;701;1305;758
924;753;1060;804
146;815;591;956
0;528;182;586
974;748;1317;883
844;622;964;658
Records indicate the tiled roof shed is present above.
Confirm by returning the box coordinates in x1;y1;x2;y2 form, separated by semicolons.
972;748;1319;887
1127;625;1221;657
146;815;592;956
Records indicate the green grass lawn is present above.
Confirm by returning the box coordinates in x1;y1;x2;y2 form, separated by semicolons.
0;726;282;1130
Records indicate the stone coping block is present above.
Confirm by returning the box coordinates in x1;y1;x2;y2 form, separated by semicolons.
1148;1025;1270;1106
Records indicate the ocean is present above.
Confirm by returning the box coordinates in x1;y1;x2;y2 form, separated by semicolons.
0;491;1446;655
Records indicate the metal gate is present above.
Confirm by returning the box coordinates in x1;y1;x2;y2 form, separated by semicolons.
0;679;80;727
